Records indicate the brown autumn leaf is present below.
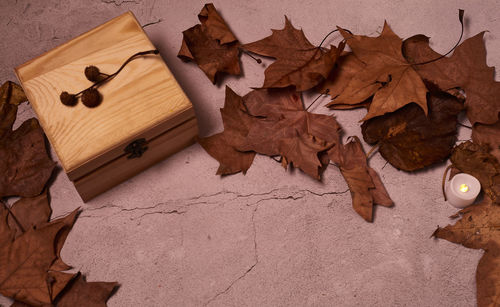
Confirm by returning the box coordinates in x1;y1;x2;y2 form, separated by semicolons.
432;196;500;307
403;32;500;125
0;81;56;198
56;273;118;307
329;22;428;121
242;17;343;91
0;118;56;198
236;88;341;179
328;136;393;222
361;86;463;171
450;141;500;204
198;86;256;175
178;3;241;84
7;191;51;238
0;81;26;138
317;52;366;104
0;209;79;306
199;87;341;179
9;301;31;307
472;121;500;162
0;201;14;246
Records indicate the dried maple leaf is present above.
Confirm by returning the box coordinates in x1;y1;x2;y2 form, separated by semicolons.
56;273;118;307
0;202;14;246
242;17;343;91
472;121;500;162
450;141;500;204
9;301;30;307
198;86;256;175
178;3;241;83
328;136;393;222
236;88;341;179
0;81;26;139
0;209;78;306
433;196;500;307
403;32;500;125
0;118;56;198
7;191;51;238
316;52;366;104
199;87;341;179
361;86;463;171
329;22;428;121
0;82;55;198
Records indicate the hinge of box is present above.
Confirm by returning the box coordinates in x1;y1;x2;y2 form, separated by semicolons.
124;138;148;159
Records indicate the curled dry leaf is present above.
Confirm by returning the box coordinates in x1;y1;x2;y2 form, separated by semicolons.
56;273;118;307
472;120;500;163
242;17;343;91
198;87;256;175
0;82;56;198
178;3;241;83
199;87;341;179
328;136;393;222
0;209;79;306
329;22;428;121
361;86;463;171
450;141;500;204
432;196;500;307
403;32;500;125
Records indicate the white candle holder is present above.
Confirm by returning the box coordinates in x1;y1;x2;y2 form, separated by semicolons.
445;173;481;208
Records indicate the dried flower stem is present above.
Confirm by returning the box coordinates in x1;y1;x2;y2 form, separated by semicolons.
75;49;159;96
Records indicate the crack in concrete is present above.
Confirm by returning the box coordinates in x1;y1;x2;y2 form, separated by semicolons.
79;188;349;221
205;205;260;306
132;209;186;221
101;0;140;6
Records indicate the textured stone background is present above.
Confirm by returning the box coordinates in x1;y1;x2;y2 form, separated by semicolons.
1;0;499;306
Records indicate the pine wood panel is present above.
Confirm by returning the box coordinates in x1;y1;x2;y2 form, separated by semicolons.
15;12;194;180
75;117;198;202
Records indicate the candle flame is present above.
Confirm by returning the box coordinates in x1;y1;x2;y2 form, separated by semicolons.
459;184;469;193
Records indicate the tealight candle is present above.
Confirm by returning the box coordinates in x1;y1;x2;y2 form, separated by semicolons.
445;173;481;208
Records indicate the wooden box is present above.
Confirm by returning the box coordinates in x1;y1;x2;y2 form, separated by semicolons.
15;12;198;202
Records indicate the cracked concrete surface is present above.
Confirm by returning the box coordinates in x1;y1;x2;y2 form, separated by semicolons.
1;0;500;306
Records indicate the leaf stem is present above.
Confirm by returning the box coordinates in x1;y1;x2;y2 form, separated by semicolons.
457;122;472;129
366;143;379;158
442;164;453;201
270;155;282;163
1;200;25;233
411;9;464;66
306;89;329;111
318;28;352;49
239;48;262;64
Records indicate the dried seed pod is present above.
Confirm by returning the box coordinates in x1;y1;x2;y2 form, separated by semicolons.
60;91;77;106
81;88;102;108
84;65;106;82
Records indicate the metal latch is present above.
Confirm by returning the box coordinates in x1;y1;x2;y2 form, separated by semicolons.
124;138;148;159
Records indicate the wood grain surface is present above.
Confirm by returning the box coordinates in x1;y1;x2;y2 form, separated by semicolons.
15;12;195;179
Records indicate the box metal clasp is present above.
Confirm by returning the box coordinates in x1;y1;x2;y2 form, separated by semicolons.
124;138;148;159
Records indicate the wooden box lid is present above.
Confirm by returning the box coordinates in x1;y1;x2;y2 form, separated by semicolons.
15;12;195;181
